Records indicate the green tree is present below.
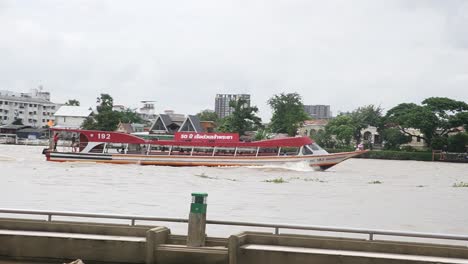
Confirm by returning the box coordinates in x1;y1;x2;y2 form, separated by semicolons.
196;110;219;123
118;109;143;124
96;94;114;112
65;99;80;106
82;94;121;131
218;98;262;136
381;128;412;150
268;93;309;136
447;133;468;152
325;115;356;147
81;115;98;130
12;118;23;125
385;97;468;148
313;129;335;149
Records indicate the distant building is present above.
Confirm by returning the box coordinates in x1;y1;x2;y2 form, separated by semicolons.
112;105;126;112
149;112;215;134
137;101;157;122
361;126;381;146
0;88;60;127
303;105;332;119
0;124;31;135
400;128;426;150
298;119;329;137
200;121;216;133
116;122;145;134
53;106;92;129
215;94;251;119
149;110;185;134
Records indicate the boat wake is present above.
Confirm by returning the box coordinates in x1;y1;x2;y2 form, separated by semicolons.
248;161;316;172
0;155;16;161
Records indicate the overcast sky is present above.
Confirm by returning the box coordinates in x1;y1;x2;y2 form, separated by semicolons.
1;0;467;120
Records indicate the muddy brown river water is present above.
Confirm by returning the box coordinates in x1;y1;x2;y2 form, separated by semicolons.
1;145;467;238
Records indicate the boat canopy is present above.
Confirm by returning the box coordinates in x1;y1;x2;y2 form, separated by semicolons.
51;128;313;148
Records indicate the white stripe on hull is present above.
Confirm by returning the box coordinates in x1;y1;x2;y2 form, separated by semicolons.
48;151;364;170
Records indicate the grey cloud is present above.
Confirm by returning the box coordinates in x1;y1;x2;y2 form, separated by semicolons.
0;0;467;120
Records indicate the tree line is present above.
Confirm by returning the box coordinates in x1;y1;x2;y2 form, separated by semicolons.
198;95;468;151
312;98;468;151
66;93;468;151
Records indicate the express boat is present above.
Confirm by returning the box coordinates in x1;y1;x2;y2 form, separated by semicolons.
44;129;367;171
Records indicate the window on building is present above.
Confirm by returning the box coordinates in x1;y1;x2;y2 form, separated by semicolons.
3;116;7;120
63;117;66;122
416;137;421;142
42;119;45;122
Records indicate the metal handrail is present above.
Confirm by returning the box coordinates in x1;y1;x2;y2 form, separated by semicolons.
1;208;467;242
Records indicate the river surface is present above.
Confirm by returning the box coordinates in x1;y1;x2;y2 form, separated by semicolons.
1;145;467;238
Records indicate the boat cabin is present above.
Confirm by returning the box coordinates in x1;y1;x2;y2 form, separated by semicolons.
52;129;328;157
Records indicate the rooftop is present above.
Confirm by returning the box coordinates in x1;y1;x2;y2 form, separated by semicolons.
54;106;92;117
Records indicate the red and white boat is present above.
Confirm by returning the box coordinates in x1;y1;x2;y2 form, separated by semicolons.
44;129;367;171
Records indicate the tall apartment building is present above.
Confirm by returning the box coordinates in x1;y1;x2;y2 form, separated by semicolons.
0;88;61;127
215;94;251;119
303;105;332;119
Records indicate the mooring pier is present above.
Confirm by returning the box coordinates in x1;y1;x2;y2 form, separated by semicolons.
1;193;468;264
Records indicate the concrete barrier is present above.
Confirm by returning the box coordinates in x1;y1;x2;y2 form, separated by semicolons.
2;218;468;264
229;232;468;264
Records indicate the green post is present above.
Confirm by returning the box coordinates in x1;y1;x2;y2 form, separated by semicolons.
187;192;208;247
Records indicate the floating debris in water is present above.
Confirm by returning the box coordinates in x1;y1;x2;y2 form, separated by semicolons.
368;180;383;184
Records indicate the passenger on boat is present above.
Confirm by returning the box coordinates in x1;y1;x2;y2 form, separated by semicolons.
53;132;59;151
71;135;77;152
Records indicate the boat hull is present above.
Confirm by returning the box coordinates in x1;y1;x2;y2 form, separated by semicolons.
46;151;367;171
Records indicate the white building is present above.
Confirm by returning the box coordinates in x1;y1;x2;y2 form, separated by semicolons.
54;106;92;129
0;88;60;127
137;101;157;122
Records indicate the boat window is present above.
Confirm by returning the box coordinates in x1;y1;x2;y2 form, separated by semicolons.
279;147;300;156
149;145;170;155
214;147;236;156
236;147;257;156
309;143;323;151
125;144;147;154
106;143;125;154
302;145;314;155
192;147;214;156
171;146;192;155
258;148;279;156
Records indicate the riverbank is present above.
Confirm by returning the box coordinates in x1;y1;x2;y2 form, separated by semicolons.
326;149;468;162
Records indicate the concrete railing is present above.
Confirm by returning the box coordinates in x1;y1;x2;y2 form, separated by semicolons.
1;208;468;243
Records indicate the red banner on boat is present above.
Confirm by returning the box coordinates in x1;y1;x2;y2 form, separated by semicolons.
175;132;239;142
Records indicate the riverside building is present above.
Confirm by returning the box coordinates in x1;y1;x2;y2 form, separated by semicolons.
214;94;251;119
0;88;61;127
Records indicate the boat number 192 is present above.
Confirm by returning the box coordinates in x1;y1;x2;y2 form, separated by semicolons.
97;133;111;140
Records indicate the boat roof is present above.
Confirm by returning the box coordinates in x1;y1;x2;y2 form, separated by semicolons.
50;128;313;147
